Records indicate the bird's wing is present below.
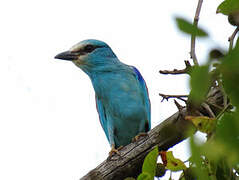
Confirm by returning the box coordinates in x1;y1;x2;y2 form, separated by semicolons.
95;95;109;142
131;66;151;130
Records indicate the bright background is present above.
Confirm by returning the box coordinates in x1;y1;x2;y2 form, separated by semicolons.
0;0;233;179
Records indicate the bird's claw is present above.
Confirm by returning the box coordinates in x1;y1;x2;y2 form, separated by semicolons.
132;132;148;142
107;145;123;161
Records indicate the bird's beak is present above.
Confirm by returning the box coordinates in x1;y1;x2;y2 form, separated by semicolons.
54;51;78;61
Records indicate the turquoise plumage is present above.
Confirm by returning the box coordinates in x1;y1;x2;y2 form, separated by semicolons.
55;39;151;151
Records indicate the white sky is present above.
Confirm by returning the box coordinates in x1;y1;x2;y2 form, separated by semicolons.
0;0;233;179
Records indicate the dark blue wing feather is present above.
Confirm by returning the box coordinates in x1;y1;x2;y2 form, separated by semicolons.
132;66;151;130
95;95;109;141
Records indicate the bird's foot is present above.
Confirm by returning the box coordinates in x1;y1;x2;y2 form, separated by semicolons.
107;145;123;161
108;145;123;156
132;132;148;142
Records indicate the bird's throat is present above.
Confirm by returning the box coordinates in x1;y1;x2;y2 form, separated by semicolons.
73;59;84;67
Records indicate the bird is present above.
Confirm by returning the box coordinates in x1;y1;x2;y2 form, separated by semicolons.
55;39;151;155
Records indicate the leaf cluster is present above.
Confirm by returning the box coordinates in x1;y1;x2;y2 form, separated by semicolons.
125;1;239;179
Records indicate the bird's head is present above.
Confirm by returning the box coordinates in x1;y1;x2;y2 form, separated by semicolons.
55;39;118;74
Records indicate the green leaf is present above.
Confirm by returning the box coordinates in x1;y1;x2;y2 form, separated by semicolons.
220;39;239;108
137;172;152;180
189;65;211;105
155;163;166;177
183;167;197;180
185;116;216;134
190;137;210;180
165;151;187;171
141;147;158;179
217;0;239;15
216;159;232;180
175;17;208;37
201;140;226;163
215;112;239;165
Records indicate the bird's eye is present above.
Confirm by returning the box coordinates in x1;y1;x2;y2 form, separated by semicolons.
84;45;95;53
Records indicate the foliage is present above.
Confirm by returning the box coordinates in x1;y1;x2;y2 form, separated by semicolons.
217;0;239;15
217;0;239;26
175;17;208;37
185;116;216;134
188;65;211;105
164;151;187;171
141;147;159;177
126;0;239;179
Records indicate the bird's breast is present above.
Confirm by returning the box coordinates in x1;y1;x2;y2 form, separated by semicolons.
92;73;145;116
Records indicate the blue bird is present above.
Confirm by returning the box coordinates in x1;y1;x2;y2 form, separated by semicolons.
55;39;151;155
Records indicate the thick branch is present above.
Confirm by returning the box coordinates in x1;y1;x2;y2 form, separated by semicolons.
81;110;190;180
80;87;224;180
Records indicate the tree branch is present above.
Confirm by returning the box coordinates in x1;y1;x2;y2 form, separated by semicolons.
159;93;188;102
190;0;203;66
228;26;239;51
80;87;224;180
159;60;192;75
159;68;188;75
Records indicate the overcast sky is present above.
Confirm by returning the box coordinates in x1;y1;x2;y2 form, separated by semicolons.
0;0;234;179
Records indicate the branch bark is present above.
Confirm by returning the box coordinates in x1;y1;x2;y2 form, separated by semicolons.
159;60;192;75
80;87;224;180
159;93;188;102
190;0;203;66
228;26;239;51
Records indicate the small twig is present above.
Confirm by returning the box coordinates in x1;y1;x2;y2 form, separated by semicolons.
221;84;228;108
205;102;223;111
216;103;231;120
228;26;239;51
218;80;228;108
174;100;184;112
159;93;188;102
184;159;190;163
159;69;187;75
174;100;185;123
190;0;203;66
201;102;215;118
159;60;192;75
195;110;205;116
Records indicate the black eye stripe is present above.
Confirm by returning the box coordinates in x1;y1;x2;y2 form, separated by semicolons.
84;45;95;53
83;45;105;54
72;45;105;54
